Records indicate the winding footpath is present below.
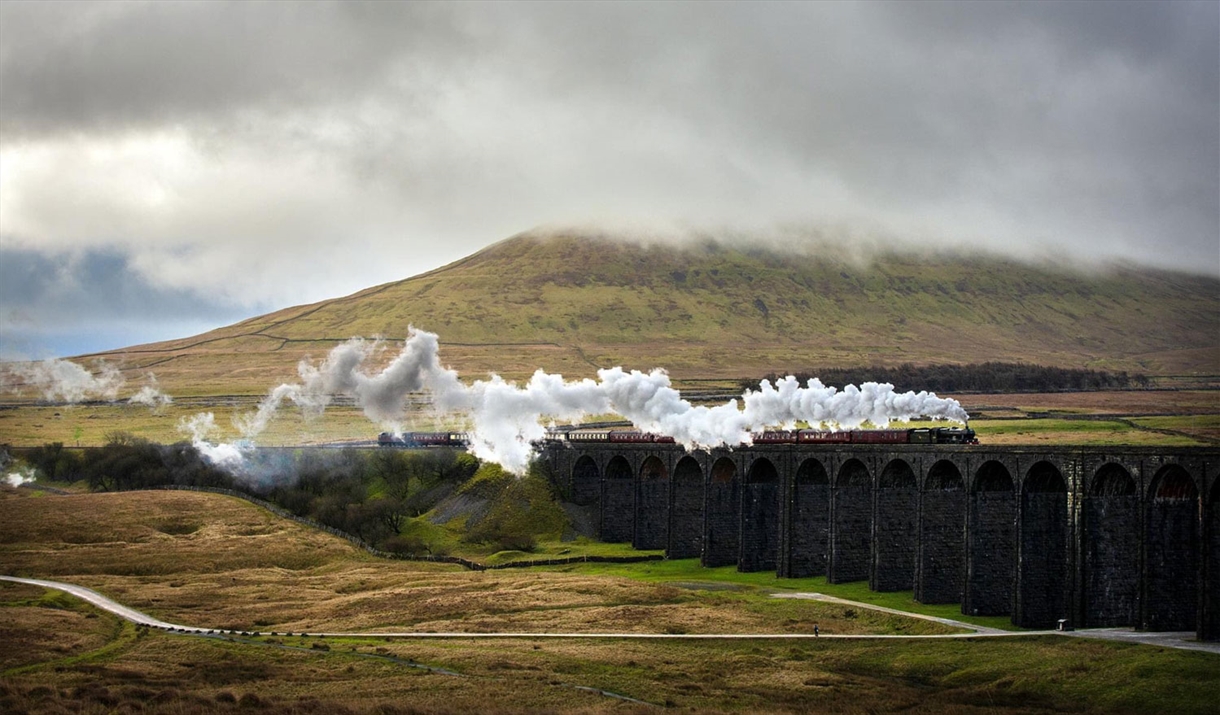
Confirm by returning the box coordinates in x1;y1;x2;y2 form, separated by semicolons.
4;575;1216;653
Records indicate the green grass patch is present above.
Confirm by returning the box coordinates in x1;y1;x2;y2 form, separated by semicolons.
3;599;136;677
1131;414;1220;430
972;417;1205;446
547;559;1019;630
474;537;663;565
816;636;1220;715
976;417;1129;434
1130;414;1220;444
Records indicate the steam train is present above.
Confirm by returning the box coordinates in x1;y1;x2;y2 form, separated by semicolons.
752;427;977;444
378;432;469;448
379;426;977;448
555;426;977;445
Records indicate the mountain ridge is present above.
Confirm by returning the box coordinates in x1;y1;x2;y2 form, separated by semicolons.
84;230;1219;395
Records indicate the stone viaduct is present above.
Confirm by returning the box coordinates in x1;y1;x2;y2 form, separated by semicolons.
540;442;1220;641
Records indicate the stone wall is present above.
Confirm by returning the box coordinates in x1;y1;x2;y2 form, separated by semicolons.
871;459;918;592
668;458;704;559
740;472;779;572
1016;491;1069;628
634;479;668;550
571;456;600;506
1144;496;1199;631
1204;482;1220;641
633;456;669;550
600;457;635;543
703;457;740;567
917;488;965;604
1082;496;1139;626
788;477;829;578
965;491;1015;616
830;482;871;583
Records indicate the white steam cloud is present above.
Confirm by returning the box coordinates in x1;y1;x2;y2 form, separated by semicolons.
236;328;968;473
128;373;172;409
178;412;249;471
1;359;177;409
5;466;37;487
1;357;125;403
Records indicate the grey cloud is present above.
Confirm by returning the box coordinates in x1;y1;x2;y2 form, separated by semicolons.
0;1;475;137
0;246;254;358
0;247;246;320
0;0;1215;356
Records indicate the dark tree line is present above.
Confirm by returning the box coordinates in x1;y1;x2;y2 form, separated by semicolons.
17;435;479;553
748;362;1151;394
259;447;477;549
23;434;234;492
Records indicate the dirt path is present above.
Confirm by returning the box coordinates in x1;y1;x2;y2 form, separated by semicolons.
776;592;1220;655
772;592;1011;634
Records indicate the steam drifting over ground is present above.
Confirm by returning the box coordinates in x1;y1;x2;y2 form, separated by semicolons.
0;358;173;410
128;373;172;409
205;328;968;474
179;412;248;472
1;357;125;403
5;466;36;488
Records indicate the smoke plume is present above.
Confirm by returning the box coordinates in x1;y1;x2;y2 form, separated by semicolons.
178;412;249;472
128;373;172;409
5;466;36;488
237;327;968;473
1;357;125;403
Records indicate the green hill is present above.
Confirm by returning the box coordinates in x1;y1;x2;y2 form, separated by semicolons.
94;231;1219;395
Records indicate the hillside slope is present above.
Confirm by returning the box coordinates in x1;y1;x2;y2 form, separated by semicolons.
94;231;1219;395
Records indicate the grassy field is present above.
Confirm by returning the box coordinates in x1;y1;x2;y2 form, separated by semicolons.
0;489;953;637
0;400;385;448
5;609;1217;715
0;389;1216;448
1;487;1216;714
969;418;1207;447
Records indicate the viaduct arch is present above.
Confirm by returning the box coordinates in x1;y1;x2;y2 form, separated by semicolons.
544;443;1219;639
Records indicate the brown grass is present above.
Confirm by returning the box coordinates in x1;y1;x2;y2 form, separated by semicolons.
0;490;944;636
3;490;1217;715
2;389;1217;448
0;401;385;448
956;390;1220;415
2;621;1216;714
5;233;1212;402
0;583;121;671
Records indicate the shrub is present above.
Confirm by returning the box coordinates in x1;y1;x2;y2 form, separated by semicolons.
464;464;569;552
381;534;431;556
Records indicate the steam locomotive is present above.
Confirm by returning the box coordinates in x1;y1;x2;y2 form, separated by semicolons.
378;432;469;448
752;427;977;444
380;426;977;448
555;426;977;445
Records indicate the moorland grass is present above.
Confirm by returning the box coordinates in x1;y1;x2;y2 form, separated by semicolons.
2;488;1216;714
3;613;1217;714
0;582;127;672
0;490;949;637
1129;414;1220;442
545;559;1018;631
970;418;1205;446
0;401;382;448
2;402;1216;448
5;234;1214;403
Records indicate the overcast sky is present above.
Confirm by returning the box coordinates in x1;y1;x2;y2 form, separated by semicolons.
1;0;1217;359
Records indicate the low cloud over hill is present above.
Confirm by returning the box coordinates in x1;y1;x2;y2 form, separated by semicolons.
65;231;1219;395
